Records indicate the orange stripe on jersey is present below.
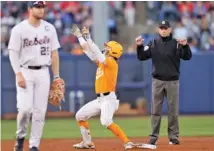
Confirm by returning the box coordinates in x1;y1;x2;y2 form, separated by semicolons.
95;57;118;94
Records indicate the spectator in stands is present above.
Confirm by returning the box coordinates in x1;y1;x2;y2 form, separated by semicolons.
177;2;194;17
200;15;211;50
173;19;188;39
159;2;178;21
147;1;160;23
108;17;118;40
206;37;214;51
183;14;200;39
124;1;135;27
194;2;207;18
187;37;199;53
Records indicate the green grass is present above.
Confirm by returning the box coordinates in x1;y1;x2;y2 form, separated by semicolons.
1;116;214;140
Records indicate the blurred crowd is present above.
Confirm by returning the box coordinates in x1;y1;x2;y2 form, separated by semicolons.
1;1;214;56
1;1;135;56
146;1;214;53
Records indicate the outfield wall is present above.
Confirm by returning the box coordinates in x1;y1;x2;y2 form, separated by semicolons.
1;52;214;115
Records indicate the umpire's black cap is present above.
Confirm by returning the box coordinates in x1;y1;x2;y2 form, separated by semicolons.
28;1;46;8
159;20;171;28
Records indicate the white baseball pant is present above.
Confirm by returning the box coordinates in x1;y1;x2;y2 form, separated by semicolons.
75;92;119;127
16;67;50;148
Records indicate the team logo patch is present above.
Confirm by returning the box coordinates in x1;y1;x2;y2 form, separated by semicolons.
162;21;165;24
45;26;49;31
144;46;149;51
96;68;104;80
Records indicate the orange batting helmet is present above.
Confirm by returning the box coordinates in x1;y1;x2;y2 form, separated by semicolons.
104;41;123;59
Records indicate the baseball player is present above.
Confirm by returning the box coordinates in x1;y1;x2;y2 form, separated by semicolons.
70;25;137;150
8;1;61;151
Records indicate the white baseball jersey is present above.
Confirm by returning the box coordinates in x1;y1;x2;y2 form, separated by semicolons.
8;19;60;67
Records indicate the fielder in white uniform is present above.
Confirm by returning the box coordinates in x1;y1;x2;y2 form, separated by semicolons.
8;2;60;151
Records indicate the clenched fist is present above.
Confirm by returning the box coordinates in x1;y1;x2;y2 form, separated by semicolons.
176;38;187;46
135;36;144;46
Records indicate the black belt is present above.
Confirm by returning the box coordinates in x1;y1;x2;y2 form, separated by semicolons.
97;92;110;97
20;65;44;70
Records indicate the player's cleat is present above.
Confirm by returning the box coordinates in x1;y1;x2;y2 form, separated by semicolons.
73;141;95;149
14;137;25;151
29;147;38;151
124;142;138;150
137;143;157;150
169;139;180;145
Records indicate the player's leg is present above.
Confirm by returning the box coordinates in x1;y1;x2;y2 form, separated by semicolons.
74;99;100;149
29;68;50;149
100;93;135;149
14;68;34;151
165;80;180;144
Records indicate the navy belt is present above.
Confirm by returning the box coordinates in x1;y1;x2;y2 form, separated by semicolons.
97;92;110;97
20;65;46;70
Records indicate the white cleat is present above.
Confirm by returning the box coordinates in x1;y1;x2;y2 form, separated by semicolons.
124;142;139;150
137;143;157;149
73;141;95;149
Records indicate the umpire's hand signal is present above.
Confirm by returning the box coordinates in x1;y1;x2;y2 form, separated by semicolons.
135;36;144;46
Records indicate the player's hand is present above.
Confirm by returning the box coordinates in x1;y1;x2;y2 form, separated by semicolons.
16;72;26;89
135;36;144;46
82;26;91;39
71;24;82;38
177;38;187;46
82;26;90;35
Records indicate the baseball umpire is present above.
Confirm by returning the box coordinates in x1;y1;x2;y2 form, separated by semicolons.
136;20;192;149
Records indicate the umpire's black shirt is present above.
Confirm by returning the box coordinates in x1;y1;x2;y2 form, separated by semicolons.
137;34;192;81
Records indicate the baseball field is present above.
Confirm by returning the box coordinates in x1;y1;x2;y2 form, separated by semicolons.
2;115;214;151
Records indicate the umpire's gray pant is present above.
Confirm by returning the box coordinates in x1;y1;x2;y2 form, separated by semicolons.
150;78;179;143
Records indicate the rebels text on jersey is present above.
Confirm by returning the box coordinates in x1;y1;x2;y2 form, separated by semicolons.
8;19;60;66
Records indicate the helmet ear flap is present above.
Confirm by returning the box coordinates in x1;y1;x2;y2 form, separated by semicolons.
105;41;123;58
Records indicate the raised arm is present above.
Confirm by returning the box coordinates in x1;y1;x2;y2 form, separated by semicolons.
71;25;96;61
136;36;152;61
81;27;106;64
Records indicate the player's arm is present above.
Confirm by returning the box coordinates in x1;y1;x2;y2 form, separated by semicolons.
71;25;96;62
8;26;26;88
51;26;61;78
81;27;106;64
51;50;59;78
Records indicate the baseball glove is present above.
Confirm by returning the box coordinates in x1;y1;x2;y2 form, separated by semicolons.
48;78;65;107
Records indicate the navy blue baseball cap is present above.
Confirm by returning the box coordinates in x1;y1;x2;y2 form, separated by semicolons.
159;20;171;28
28;1;46;8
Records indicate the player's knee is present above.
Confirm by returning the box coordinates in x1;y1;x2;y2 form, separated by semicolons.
75;110;86;121
18;108;32;117
32;109;46;122
100;118;112;127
